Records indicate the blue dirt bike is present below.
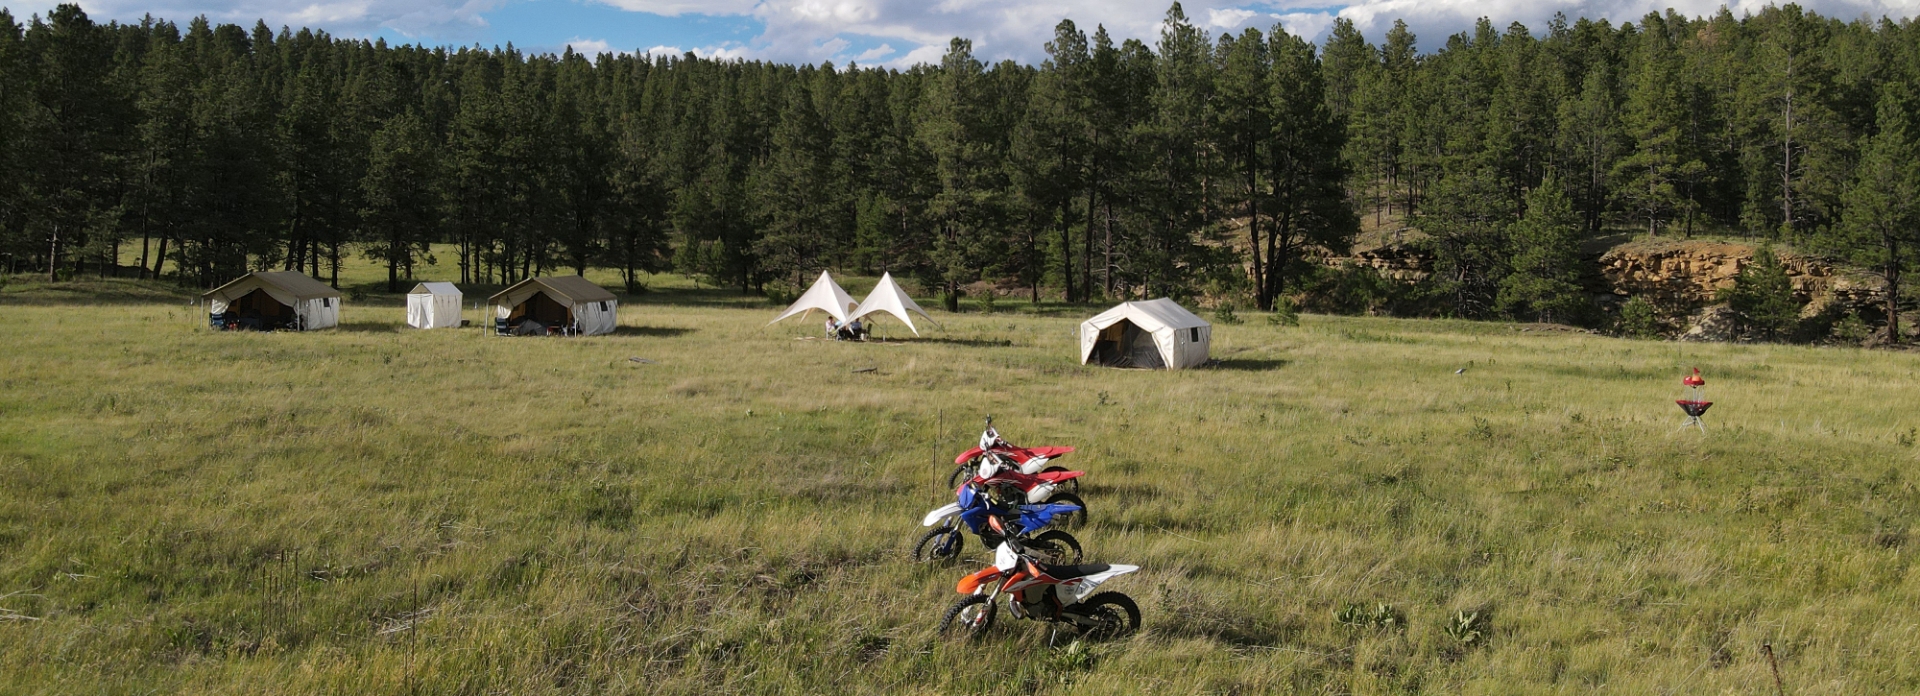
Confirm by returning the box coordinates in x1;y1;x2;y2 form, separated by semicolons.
913;481;1084;564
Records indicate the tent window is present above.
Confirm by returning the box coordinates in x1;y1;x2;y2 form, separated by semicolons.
323;298;331;308
599;301;608;311
1189;327;1199;342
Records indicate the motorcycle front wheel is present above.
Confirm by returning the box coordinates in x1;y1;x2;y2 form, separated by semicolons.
1024;530;1084;564
911;527;964;563
1068;592;1139;640
1045;492;1088;528
946;462;977;489
939;595;996;638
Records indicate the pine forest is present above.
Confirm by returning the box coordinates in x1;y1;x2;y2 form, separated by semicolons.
2;2;1918;340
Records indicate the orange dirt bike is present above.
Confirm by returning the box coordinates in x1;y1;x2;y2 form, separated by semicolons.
939;540;1141;641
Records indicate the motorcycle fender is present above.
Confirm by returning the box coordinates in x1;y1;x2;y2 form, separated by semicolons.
922;503;962;527
954;447;985;465
1018;456;1049;475
1058;564;1140;605
956;567;1001;594
1026;482;1056;504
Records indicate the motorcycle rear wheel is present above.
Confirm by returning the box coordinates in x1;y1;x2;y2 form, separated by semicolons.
939;595;996;638
1040;466;1079;494
1045;492;1088;528
1068;592;1139;640
1025;530;1084;564
911;527;964;563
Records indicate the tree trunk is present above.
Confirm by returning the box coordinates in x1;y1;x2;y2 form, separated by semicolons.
1082;188;1097;301
152;233;170;280
1102;201;1114;297
138;223;152;280
1888;238;1902;344
1246;171;1265;310
48;224;59;282
1059;201;1074;303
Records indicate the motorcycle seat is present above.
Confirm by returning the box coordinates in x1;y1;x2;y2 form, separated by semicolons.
1037;562;1111;579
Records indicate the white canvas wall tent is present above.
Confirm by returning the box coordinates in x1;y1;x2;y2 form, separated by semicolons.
488;276;619;336
1080;299;1212;369
407;282;463;329
768;271;860;326
203;270;341;331
846;272;937;336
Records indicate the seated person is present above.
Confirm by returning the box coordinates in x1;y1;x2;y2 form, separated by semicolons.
836;320;858;341
825;318;839;339
847;318;866;340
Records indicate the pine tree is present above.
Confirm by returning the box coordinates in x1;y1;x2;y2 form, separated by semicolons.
1821;84;1919;343
918;38;1007;311
1020;19;1091;302
359;110;437;292
1136;2;1213;300
1259;27;1357;310
1214;27;1269;304
0;10;25;272
128;20;196;281
1719;245;1800;340
1556;62;1622;234
751;83;838;286
1498;175;1590;323
19;5;133;281
1614;13;1707;237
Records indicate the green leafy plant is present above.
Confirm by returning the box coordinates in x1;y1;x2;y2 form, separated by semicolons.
1444;610;1487;645
1335;602;1404;630
1616;296;1661;339
1718;246;1803;341
1214;302;1243;325
1268;297;1300;327
1830;310;1873;345
1049;639;1096;671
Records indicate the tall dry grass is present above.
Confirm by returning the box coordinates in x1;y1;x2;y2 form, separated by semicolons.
1;268;1917;694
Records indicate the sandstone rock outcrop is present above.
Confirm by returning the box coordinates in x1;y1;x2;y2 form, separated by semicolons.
1598;239;1882;319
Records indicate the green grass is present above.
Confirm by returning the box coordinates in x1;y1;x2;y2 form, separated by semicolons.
2;260;1919;694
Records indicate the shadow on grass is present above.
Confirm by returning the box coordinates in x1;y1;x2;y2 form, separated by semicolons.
0;277;195;306
1209;358;1290;371
330;322;405;333
620;286;781;310
906;337;1017;348
611;326;696;338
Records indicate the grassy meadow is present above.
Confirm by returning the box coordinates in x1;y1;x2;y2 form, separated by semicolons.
2;261;1919;694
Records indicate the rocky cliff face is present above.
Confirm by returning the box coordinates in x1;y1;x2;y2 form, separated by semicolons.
1337;243;1431;282
1597;239;1882;319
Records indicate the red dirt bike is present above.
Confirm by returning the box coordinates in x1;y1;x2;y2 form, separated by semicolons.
939;540;1141;641
966;455;1089;528
948;417;1079;492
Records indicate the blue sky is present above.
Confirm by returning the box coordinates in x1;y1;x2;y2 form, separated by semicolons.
7;0;1919;66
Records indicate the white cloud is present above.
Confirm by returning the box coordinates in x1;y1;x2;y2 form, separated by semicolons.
40;0;1920;68
57;0;503;41
592;0;760;16
779;0;1920;66
564;37;622;55
639;42;753;59
1273;11;1333;39
1206;7;1261;29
